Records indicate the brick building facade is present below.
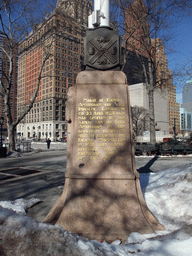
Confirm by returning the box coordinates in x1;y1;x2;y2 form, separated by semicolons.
123;0;148;58
123;0;180;135
17;1;92;141
152;38;180;134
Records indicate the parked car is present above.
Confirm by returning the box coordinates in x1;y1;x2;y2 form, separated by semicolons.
59;136;67;142
163;138;174;143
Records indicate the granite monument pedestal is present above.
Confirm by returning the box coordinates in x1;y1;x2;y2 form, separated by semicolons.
44;71;164;242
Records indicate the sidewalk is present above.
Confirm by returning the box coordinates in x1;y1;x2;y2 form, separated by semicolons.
31;141;67;151
0;144;67;222
1;148;192;223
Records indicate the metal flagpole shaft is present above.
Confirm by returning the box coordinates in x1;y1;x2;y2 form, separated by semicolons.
94;0;100;11
100;0;110;26
88;0;110;28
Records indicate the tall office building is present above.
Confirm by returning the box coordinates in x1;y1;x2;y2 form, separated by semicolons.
123;0;148;58
123;0;180;135
17;0;92;140
180;80;192;133
151;38;180;134
0;35;18;131
56;0;91;26
123;0;148;85
129;83;170;137
182;80;192;112
180;108;192;132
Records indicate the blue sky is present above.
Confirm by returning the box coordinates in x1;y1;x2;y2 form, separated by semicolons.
39;0;190;105
18;0;191;105
166;15;192;104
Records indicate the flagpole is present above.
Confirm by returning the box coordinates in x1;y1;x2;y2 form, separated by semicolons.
88;0;110;28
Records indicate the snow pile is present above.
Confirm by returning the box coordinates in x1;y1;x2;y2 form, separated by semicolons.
0;165;192;255
0;198;41;215
142;166;192;230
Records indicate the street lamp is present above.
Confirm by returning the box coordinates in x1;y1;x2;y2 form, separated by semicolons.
0;117;4;148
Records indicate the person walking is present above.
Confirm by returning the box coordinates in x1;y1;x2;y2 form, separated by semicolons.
46;138;51;149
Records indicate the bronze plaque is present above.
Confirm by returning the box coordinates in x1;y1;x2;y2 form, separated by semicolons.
66;71;136;179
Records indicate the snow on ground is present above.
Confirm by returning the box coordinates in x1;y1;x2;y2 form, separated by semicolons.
0;163;192;255
0;198;42;215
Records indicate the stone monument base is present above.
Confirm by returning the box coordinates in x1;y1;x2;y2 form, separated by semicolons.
44;177;164;242
44;71;164;242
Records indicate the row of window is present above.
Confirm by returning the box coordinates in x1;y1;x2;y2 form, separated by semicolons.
25;123;66;131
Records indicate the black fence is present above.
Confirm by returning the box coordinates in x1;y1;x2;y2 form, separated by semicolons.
3;141;32;153
134;142;192;156
16;142;32;152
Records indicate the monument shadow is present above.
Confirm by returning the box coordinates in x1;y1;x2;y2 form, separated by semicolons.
137;155;159;195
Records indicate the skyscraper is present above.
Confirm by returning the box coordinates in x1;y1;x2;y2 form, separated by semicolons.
56;0;91;26
180;80;192;133
17;1;92;140
151;38;180;134
182;80;192;112
123;0;148;58
123;0;180;135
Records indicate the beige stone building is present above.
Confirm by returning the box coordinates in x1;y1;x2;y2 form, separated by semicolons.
129;83;170;140
152;38;180;135
17;1;92;141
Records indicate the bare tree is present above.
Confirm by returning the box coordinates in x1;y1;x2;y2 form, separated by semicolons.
111;0;191;144
0;0;53;151
173;58;192;89
131;105;149;139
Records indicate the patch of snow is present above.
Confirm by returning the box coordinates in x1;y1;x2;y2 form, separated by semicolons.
0;198;42;215
1;164;192;255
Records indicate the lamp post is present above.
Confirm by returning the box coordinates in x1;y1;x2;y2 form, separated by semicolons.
0;117;4;148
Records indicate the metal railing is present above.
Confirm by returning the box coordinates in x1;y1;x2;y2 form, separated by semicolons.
3;141;32;153
134;142;192;155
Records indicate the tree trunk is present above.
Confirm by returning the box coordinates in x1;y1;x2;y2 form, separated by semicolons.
148;53;156;145
148;88;156;144
7;124;16;151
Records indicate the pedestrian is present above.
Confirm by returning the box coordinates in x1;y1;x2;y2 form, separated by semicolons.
46;138;51;149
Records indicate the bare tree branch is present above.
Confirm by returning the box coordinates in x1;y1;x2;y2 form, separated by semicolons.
111;0;189;143
0;0;53;150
